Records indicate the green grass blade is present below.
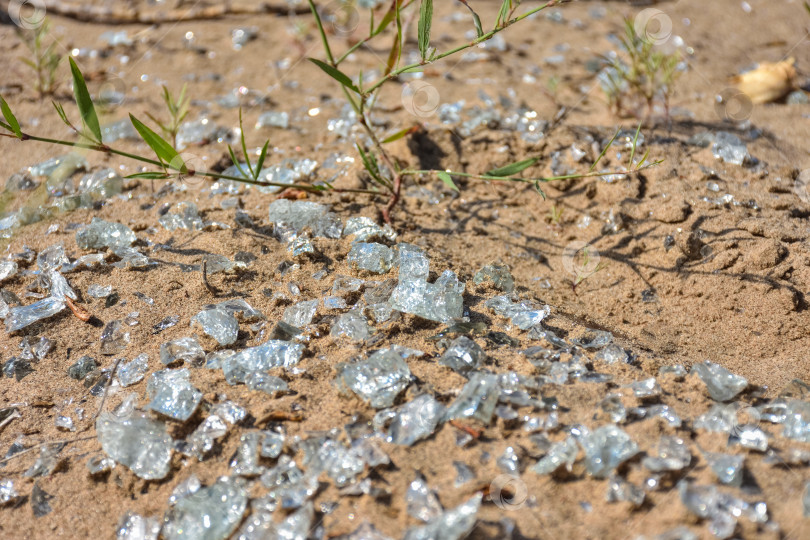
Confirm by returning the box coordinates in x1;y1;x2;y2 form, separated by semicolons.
254;140;270;178
308;58;361;94
0;96;22;138
628;121;642;167
69;58;102;144
533;180;546;199
126;172;171;180
381;126;415;144
590;129;619;172
238;108;255;178
437;171;459;192
418;0;433;61
129;114;179;166
227;145;249;179
486;156;540;177
52;101;70;127
308;0;335;64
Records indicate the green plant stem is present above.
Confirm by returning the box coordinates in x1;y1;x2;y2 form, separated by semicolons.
14;132;381;196
361;1;561;97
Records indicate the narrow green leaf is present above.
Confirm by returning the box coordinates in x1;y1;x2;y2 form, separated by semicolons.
254;140;270;177
533;180;546;200
69;57;102;144
125;172;171;180
805;1;810;15
52;101;70;126
417;0;433;61
227;145;249;179
637;149;651;169
0;119;12;132
437;171;459;192
0;96;22;138
129;114;179;166
308;58;361;94
238;108;255;178
308;0;334;64
628;121;642;167
374;3;396;36
590;129;619;172
496;0;510;28
458;1;484;37
382;126;415;144
486;156;540;177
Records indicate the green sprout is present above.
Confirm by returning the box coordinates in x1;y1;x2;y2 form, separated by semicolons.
16;18;62;100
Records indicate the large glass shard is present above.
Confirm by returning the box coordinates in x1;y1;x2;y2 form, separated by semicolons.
348;242;394;274
101;320;130;355
782;400;810;442
406;474;443;522
160;337;205;366
703;451;744;486
146;368;203;422
298;435;368;487
222;340;304;384
96;411;173;480
162;477;248;540
0;260;18;283
191;308;239;346
396;243;430;282
533;436;578;475
282;299;318;327
230;431;264;476
694;403;739;433
259;455;318;509
343;216;397;243
485;295;549;330
331;310;372;341
402;495;481;540
711;132;750;166
37;244;69;271
439;336;485;375
693;361;748;401
118;354;149;387
378;394;445;446
186;415;228;460
578;425;639;478
76;217;136;250
5;297;66;332
606;475;645;507
334;349;412;409
443;372;500;424
159;202;205;231
267;199;343;238
0;479;18;505
390;270;465;323
115;512;162;540
642;436;691;472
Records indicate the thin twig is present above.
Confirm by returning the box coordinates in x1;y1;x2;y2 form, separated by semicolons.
91;357;124;423
0;436;95;466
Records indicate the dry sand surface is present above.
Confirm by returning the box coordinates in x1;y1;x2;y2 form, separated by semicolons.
0;1;809;539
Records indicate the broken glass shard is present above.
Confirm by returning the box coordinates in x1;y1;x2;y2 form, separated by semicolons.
606;475;645;507
331;310;372;341
334;349;412;409
0;479;18;505
101;320;130;355
439;336;485;375
693;361;748;401
406;474;443;522
703;451;744;486
485;295;549;330
76;218;136;250
31;483;53;517
397;243;430;283
473;263;515;292
343;216;397;243
162;476;248;540
191;308;239;346
533;436;578;475
348;242;394;274
222;340;304;383
88;284;113;298
642;436;691;472
267;199;343;238
578;425;639;478
86;454;115;475
711;132;750;166
245;372;288;396
37;244;69;271
160;337;205;366
96;411;173;480
0;260;17;283
444;372;500;424
390;270;465;324
118;353;149;387
402;495;480;540
153;315;180;335
147;368;202;422
5;297;66;332
230;431;264;476
68;355;97;380
186;415;228;460
282;299;318;327
377;394;445;446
